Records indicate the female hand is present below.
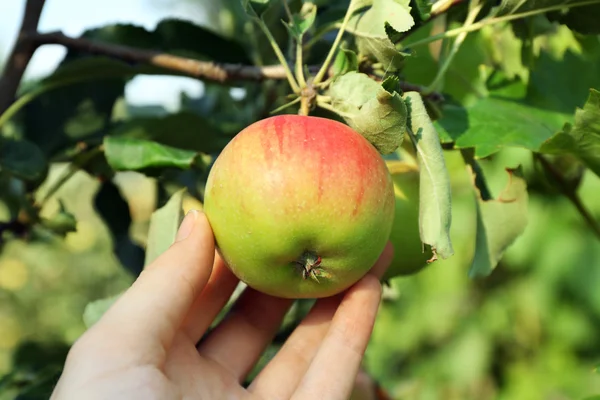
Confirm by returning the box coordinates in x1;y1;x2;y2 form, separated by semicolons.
50;210;393;400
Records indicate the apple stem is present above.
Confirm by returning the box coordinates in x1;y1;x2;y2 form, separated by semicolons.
296;251;326;283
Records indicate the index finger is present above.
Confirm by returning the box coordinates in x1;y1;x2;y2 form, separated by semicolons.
291;274;383;400
94;211;216;355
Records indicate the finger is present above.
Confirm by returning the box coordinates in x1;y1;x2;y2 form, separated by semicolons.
248;244;392;400
291;275;382;400
370;242;394;279
96;210;215;354
197;287;293;381
182;251;240;343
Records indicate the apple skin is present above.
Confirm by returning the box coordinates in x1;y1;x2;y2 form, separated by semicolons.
203;115;395;299
381;162;432;282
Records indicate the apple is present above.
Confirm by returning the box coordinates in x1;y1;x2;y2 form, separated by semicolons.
381;161;432;282
203;115;395;299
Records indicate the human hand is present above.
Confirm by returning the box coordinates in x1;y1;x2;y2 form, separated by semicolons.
50;210;393;400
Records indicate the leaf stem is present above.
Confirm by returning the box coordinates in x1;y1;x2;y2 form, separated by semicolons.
535;153;600;241
296;41;307;88
404;0;600;48
426;2;482;93
270;96;301;114
313;0;357;85
253;16;301;93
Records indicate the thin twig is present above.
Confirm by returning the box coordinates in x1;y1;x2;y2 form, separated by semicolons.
426;1;483;93
535;153;600;240
394;0;466;44
0;0;46;114
313;0;358;85
404;0;600;48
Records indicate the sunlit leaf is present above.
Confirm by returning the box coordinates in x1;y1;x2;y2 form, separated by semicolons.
469;167;529;278
347;0;413;68
435;95;569;157
145;188;186;266
350;89;407;154
329;71;406;153
329;71;384;109
540;89;600;178
285;2;317;38
403;91;453;259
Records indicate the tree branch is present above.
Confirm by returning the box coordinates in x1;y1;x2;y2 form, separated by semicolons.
26;31;442;101
29;31;291;83
0;0;46;114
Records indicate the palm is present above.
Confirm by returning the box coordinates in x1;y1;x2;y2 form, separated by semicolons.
51;214;392;400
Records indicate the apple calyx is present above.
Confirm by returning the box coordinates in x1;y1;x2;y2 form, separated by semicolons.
295;251;329;283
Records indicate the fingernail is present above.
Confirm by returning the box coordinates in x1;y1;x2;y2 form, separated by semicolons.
176;210;199;242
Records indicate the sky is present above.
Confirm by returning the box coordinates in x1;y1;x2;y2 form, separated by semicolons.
0;0;210;111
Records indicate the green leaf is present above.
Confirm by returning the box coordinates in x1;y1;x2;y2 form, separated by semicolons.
547;3;600;34
110;111;232;155
154;18;252;64
526;49;600;115
285;2;317;38
401;27;490;106
347;0;414;69
21;62;124;157
0;138;47;181
409;0;432;23
540;89;600;178
40;201;77;237
329;71;385;109
242;0;274;16
145;188;186;266
72;20;251;64
495;0;600;17
332;48;359;76
349;90;407;154
469;167;529;278
435;95;569;158
403;91;453;260
83;293;123;328
329;71;406;154
104;137;200;173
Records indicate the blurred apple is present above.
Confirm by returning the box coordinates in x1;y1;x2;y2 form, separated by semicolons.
381;161;432;282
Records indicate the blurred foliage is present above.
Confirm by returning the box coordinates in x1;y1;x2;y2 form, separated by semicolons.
1;0;600;399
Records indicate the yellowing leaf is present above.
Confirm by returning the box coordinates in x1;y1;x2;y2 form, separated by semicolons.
144;188;186;266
